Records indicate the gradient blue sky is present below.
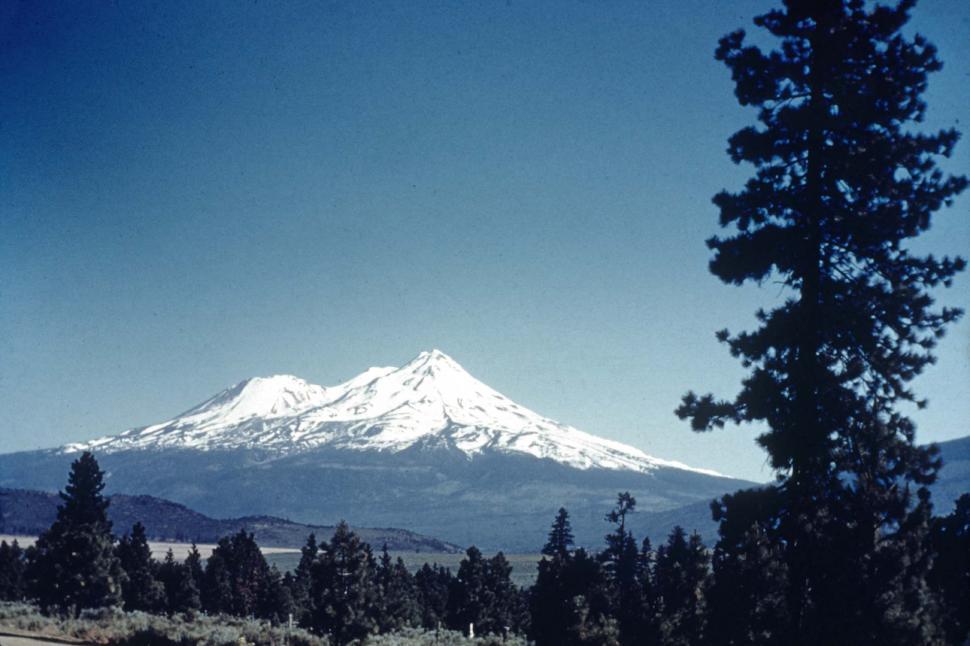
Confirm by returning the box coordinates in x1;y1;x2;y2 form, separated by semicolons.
1;1;967;481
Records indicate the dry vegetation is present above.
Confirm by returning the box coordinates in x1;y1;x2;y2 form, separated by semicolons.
0;602;525;646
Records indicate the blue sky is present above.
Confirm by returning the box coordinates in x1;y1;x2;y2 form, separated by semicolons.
1;0;967;481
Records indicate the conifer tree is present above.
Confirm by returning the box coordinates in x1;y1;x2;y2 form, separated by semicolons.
260;564;294;623
484;552;523;635
532;508;579;644
531;544;615;646
928;494;970;644
290;532;318;626
601;493;642;645
157;549;201;615
542;507;575;558
25;452;124;615
634;537;661;645
560;550;621;646
116;521;165;612
0;540;26;601
447;546;522;636
375;545;419;632
676;1;966;642
447;546;491;634
201;544;233;615
415;563;452;630
653;527;710;646
705;490;789;646
309;521;379;645
184;543;204;592
201;530;278;619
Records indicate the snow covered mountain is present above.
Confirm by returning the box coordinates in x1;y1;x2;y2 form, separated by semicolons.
2;350;752;550
65;349;719;477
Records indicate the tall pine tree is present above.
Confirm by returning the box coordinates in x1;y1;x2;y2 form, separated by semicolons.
290;532;319;627
677;1;966;643
375;545;420;632
25;452;124;615
543;507;575;558
309;521;379;645
201;530;280;619
928;494;970;644
156;548;201;615
653;527;710;646
0;540;26;602
116;521;165;612
414;563;452;630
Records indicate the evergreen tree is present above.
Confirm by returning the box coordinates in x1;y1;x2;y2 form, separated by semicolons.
0;540;26;601
201;530;278;619
676;1;965;642
562;549;620;646
601;493;642;645
25;452;124;615
447;546;490;635
201;543;233;615
446;546;521;636
259;564;294;623
375;545;419;632
653;526;710;646
308;521;379;645
542;507;575;558
705;489;789;646
290;533;318;626
116;521;165;612
414;563;452;630
184;543;204;592
530;545;615;646
529;554;567;646
484;552;523;636
156;549;201;615
634;537;661;645
531;507;579;645
928;494;970;644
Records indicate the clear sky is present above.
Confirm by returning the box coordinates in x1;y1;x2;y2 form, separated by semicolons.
1;1;967;481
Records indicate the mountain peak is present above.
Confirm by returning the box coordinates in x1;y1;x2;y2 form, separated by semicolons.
405;349;462;370
63;351;723;477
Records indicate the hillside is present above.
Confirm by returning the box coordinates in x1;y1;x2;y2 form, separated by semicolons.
0;487;460;553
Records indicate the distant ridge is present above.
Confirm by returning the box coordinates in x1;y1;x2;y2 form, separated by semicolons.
0;487;461;553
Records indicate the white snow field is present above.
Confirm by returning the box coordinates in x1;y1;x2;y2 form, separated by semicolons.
65;350;720;477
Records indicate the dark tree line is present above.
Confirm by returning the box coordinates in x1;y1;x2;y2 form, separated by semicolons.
0;452;530;644
1;463;968;645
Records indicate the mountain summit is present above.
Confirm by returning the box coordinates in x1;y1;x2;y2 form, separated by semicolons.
65;350;718;476
4;350;750;549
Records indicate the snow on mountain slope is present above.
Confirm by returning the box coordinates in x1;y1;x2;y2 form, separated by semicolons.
64;350;721;477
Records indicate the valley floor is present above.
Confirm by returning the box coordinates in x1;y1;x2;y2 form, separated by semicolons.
1;534;543;587
0;535;299;562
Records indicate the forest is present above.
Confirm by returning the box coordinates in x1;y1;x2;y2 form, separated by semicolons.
0;450;968;645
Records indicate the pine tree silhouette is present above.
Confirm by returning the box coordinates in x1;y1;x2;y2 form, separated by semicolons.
677;1;966;642
25;452;124;615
